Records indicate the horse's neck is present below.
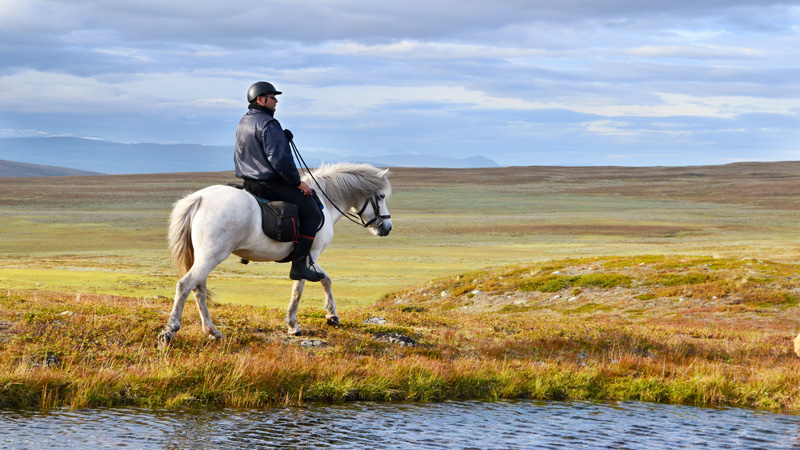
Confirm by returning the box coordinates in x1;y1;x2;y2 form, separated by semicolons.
314;177;351;224
323;197;348;224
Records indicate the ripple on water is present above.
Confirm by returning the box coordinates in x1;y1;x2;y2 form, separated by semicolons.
1;400;799;450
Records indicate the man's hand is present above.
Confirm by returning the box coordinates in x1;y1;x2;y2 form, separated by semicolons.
284;129;294;141
297;181;312;196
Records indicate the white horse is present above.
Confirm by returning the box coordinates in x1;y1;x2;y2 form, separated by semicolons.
160;163;392;345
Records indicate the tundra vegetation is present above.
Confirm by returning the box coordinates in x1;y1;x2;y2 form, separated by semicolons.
0;163;799;411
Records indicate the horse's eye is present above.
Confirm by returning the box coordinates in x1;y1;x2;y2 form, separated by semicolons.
379;194;386;199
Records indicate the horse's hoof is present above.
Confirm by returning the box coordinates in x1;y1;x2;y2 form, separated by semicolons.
205;327;223;340
327;316;341;327
157;331;172;348
289;329;303;337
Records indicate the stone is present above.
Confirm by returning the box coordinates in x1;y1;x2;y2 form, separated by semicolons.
300;339;327;348
373;332;416;347
363;316;387;325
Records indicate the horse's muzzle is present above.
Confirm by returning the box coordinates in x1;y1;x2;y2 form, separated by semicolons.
373;219;392;237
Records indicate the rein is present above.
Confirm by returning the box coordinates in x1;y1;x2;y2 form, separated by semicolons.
290;140;390;228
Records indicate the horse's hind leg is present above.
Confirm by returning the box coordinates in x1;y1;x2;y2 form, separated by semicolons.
160;260;221;345
193;280;222;340
159;272;198;346
321;276;340;327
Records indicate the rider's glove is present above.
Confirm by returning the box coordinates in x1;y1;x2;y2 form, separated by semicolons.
284;129;294;141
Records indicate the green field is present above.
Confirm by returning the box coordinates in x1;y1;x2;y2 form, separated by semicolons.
2;163;800;308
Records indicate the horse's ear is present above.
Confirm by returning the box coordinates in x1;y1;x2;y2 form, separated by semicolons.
379;168;390;178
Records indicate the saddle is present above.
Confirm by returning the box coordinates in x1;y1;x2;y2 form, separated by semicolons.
253;196;299;243
231;184;300;264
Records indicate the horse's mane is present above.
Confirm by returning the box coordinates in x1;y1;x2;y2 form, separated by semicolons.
304;163;391;210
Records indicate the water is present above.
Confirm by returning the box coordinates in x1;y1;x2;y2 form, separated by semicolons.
1;400;798;449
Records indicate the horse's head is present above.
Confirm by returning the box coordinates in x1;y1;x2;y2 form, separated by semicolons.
355;190;392;237
307;163;393;236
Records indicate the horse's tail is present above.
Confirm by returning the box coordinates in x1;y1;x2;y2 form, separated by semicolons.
168;193;202;277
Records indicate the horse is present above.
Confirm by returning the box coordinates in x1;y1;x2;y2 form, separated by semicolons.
159;162;392;345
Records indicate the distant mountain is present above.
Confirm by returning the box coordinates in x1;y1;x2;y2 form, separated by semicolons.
0;159;102;177
0;136;501;175
0;137;232;175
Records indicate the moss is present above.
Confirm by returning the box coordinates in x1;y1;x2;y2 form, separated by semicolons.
519;273;631;293
653;272;714;286
561;302;613;315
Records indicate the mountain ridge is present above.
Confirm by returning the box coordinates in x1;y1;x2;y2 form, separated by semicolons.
0;158;102;177
0;136;500;175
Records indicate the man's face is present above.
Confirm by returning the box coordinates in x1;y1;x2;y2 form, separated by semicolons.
258;94;278;112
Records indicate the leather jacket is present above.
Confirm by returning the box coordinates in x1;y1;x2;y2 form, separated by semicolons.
234;107;301;187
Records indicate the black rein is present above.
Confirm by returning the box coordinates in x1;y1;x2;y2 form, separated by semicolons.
290;140;390;228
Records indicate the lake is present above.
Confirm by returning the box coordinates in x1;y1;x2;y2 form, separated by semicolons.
1;400;798;449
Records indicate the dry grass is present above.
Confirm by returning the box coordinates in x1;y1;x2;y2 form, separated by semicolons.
1;256;798;412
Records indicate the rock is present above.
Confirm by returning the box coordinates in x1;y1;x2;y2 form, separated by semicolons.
440;291;448;298
471;289;483;295
373;332;416;347
300;339;327;348
363;316;387;325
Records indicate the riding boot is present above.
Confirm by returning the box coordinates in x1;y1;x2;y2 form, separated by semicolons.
289;236;323;282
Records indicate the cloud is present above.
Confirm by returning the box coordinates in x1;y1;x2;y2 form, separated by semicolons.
0;0;798;166
625;45;761;59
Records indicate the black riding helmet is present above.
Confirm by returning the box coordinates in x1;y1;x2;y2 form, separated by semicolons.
247;81;282;103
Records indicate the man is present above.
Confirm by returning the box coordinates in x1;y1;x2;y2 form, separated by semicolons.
234;81;324;282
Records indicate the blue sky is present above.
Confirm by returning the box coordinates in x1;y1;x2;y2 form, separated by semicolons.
1;0;799;166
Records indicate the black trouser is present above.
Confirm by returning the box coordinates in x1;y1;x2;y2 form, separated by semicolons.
243;178;322;238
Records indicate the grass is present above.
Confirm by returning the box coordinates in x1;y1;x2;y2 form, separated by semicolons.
4;163;800;307
0;256;798;412
1;165;800;412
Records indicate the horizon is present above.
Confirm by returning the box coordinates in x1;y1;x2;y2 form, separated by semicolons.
4;137;800;177
1;1;799;168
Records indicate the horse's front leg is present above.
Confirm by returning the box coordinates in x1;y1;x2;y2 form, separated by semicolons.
286;279;306;336
320;276;340;327
193;281;222;340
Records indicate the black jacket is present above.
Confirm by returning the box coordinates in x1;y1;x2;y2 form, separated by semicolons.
234;108;301;187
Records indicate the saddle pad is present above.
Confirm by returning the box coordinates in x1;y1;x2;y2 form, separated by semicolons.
255;196;299;243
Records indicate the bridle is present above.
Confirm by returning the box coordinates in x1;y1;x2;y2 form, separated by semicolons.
355;194;391;228
290;140;390;229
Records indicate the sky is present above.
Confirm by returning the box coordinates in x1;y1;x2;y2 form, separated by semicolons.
1;0;799;167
